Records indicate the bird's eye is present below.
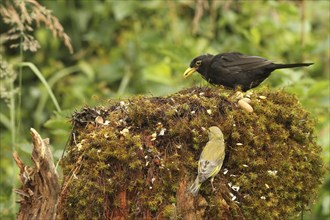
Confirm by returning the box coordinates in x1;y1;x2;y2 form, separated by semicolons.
195;60;202;66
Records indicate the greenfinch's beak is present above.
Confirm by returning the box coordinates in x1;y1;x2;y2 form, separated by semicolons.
183;67;197;78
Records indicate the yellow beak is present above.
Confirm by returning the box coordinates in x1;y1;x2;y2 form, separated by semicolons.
183;67;197;78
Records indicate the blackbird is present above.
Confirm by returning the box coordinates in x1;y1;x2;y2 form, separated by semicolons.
183;52;313;91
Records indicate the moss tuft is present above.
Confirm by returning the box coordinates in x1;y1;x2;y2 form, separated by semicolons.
58;86;325;219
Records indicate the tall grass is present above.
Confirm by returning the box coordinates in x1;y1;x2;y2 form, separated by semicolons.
0;0;73;216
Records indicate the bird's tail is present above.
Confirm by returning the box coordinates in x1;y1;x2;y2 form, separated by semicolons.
274;63;313;69
187;178;201;196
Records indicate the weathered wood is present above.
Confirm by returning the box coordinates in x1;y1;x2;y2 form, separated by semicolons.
13;128;60;220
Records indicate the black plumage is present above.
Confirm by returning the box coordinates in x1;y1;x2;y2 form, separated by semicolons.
183;52;313;91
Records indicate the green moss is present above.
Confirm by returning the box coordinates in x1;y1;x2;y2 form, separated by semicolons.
58;86;325;219
162;205;174;217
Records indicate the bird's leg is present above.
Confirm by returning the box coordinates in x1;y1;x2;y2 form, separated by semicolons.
211;177;216;191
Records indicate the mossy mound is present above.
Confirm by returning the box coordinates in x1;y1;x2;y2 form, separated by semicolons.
58;86;324;220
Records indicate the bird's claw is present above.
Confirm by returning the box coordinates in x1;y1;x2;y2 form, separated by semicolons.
211;178;216;191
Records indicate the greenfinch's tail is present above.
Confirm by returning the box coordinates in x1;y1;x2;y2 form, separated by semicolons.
187;178;201;196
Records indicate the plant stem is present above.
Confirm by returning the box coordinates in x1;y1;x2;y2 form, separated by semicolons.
17;32;23;139
10;74;16;213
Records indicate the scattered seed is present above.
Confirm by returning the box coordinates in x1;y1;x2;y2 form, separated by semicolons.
235;91;244;99
151;132;157;141
238;99;253;113
229;192;237;201
120;128;129;136
232;185;240;192
240;97;251;103
159;128;166;136
120;101;125;107
246;91;253;96
95;116;104;124
77;143;83;151
267;170;278;176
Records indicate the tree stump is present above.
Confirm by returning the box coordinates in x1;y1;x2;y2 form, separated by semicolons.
14;87;324;219
13;128;60;220
55;87;324;219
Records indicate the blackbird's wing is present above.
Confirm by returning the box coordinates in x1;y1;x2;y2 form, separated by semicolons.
210;52;274;73
204;52;277;90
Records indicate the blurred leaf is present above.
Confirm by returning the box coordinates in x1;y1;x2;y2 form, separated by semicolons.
0;113;11;130
250;27;261;45
43;110;72;132
78;61;95;81
112;2;136;21
144;62;172;85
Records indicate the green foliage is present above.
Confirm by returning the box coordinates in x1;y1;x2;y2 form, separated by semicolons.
0;0;329;219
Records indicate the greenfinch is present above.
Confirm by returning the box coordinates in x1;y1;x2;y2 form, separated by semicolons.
187;126;225;196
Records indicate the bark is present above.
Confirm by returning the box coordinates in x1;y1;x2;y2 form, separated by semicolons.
13;128;60;220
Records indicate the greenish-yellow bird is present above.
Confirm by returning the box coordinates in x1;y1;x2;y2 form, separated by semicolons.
188;126;225;196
